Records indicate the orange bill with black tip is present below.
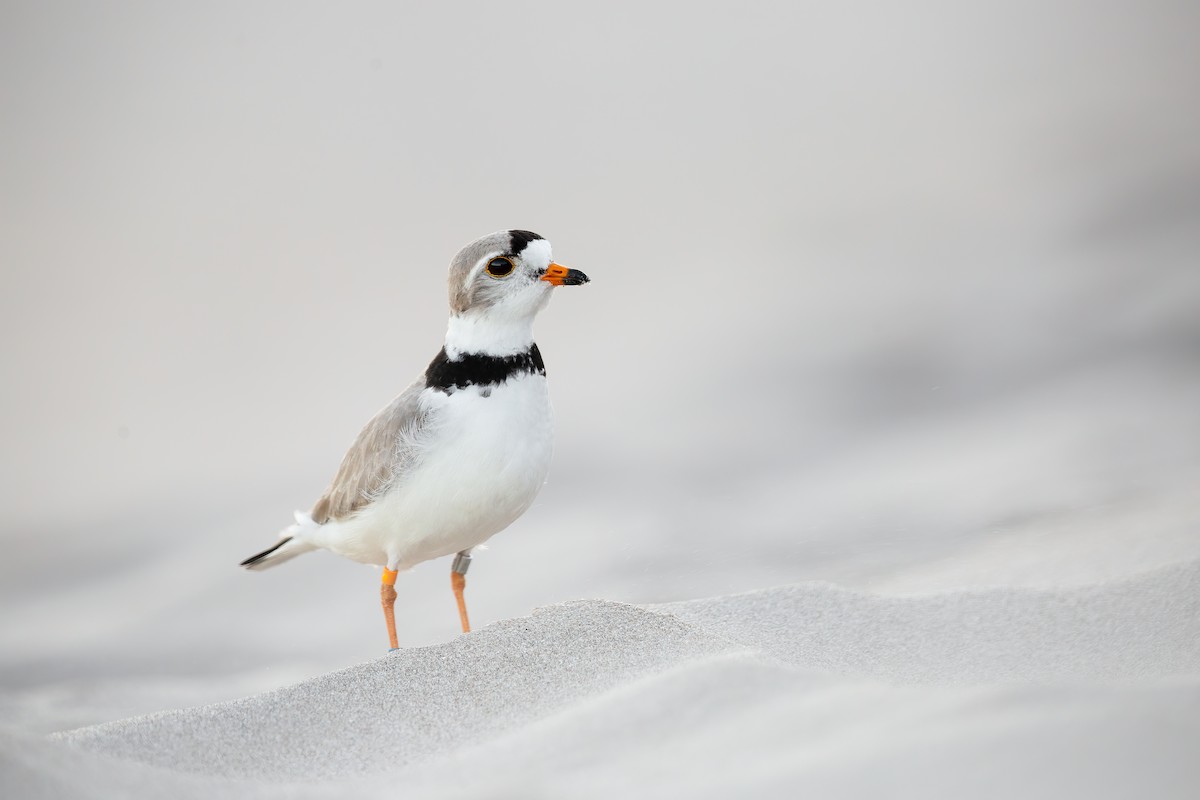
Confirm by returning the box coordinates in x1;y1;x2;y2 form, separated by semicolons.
540;263;590;286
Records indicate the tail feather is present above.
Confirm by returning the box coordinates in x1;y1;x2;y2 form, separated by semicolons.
240;512;320;571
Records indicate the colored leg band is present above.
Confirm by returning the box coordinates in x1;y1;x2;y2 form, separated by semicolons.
382;568;398;586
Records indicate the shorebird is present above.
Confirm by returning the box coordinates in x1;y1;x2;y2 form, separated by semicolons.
240;230;589;649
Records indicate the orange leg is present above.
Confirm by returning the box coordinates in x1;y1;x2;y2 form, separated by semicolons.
451;552;472;633
381;568;399;650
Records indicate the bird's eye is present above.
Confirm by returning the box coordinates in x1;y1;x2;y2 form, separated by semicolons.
485;257;514;277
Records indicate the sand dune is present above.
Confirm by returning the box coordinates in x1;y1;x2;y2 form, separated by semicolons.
3;561;1194;798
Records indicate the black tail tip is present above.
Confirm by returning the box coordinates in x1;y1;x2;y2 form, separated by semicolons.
239;536;293;568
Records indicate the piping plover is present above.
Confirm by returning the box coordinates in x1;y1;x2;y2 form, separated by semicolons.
240;230;589;649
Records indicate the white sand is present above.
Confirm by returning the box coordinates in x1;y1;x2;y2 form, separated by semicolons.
3;560;1195;799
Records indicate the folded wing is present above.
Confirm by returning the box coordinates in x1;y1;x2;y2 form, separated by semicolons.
310;378;432;524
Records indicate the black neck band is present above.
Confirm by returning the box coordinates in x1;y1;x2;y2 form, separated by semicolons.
425;345;545;394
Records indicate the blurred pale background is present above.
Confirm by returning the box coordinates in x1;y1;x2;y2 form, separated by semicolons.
2;1;1198;730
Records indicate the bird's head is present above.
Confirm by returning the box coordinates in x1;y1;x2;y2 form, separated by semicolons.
448;230;588;316
444;230;589;356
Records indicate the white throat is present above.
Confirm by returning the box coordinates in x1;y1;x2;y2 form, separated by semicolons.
444;311;535;358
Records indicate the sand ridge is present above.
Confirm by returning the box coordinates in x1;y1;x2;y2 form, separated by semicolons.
10;562;1194;798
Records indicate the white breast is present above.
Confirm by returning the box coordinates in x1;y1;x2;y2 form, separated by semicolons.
323;373;554;568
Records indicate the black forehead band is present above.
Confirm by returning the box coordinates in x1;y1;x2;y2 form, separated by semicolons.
508;230;544;257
